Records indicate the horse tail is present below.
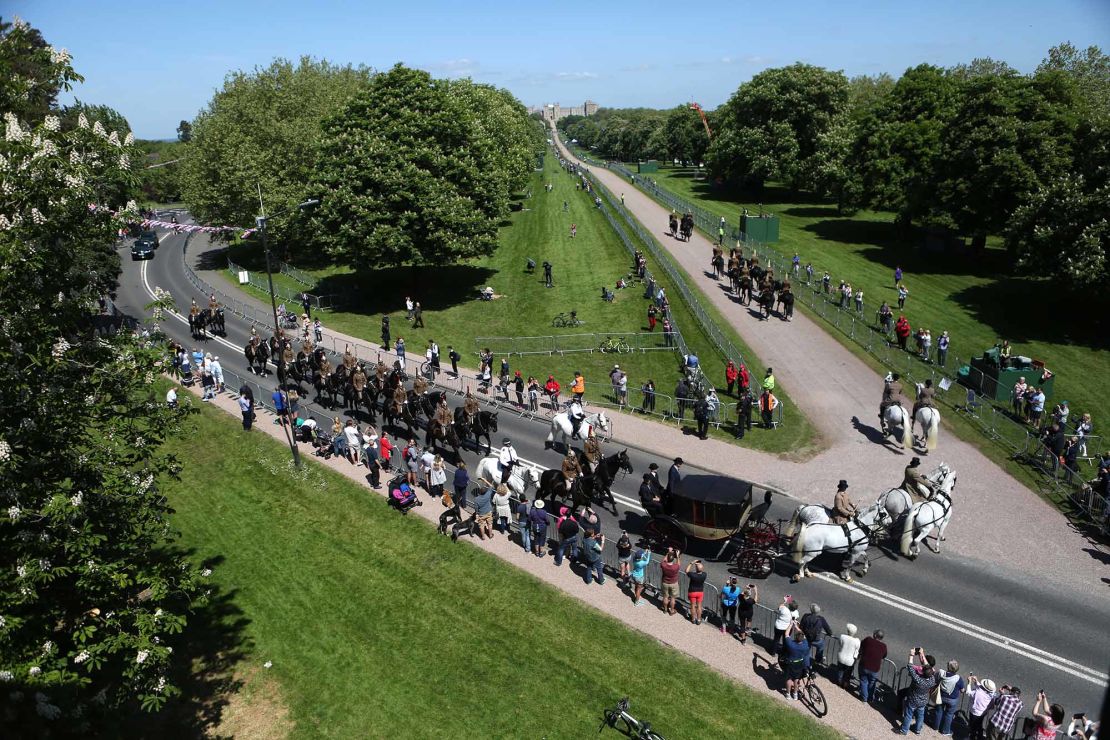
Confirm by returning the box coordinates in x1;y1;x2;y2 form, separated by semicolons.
897;407;910;448
925;409;939;451
900;504;917;556
792;523;808;563
785;506;800;538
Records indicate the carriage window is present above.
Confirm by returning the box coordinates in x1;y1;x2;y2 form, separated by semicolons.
691;501;714;528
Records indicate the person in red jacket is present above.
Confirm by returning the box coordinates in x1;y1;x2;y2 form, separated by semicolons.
739;362;751;392
895;315;912;351
378;432;394;471
725;360;739;395
544;375;561;410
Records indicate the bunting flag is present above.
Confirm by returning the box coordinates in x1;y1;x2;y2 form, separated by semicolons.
90;203;257;239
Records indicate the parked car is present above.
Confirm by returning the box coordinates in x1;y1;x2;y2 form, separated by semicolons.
131;239;155;261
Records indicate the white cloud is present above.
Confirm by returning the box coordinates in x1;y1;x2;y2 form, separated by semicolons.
555;71;598;80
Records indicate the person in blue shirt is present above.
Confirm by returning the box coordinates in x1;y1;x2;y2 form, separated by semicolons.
452;461;469;509
630;548;652;606
719;577;741;636
780;621;811;701
271;389;287;427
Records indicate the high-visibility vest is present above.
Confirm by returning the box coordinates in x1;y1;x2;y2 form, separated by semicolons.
571;376;585;394
760;393;777;412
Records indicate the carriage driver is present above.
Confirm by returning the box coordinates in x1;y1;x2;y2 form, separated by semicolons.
568;398;587;440
902;457;934;502
462;389;480;425
433;395;452;429
561;452;583;491
911;378;936;420
832;480;857;525
498;438;519;485
878;372;903;434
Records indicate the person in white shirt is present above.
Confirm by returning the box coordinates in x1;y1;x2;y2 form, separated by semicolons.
834;623;861;688
166;388;178;408
772;594;799;656
498;439;518;485
341;420;362;465
209;356;224;391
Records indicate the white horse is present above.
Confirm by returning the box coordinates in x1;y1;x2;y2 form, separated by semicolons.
900;467;957;558
791;503;890;583
545;411;611;450
877;462;953;525
784;503;829;538
914;406;940;452
474;457;542;498
881;404;912;448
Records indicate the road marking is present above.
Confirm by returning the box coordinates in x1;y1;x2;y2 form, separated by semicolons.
811;572;1108;686
140;257;243;356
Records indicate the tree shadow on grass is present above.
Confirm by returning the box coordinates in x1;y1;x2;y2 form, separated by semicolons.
949;280;1106;348
780;205;843;219
314;265;496;316
118;555;253;739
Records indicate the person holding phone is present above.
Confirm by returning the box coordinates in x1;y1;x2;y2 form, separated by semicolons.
685;560;708;625
737;583;758;643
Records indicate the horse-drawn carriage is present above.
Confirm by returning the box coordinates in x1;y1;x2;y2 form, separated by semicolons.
640;475;765;560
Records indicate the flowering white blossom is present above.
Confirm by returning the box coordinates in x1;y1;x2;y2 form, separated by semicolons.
0;616;5;628
77;112;89;129
16;564;28;578
43;115;60;132
125;199;138;213
0;215;11;231
63;173;85;189
41;641;54;655
69;150;82;165
29;666;41;676
124;131;135;145
70;492;83;507
135;650;149;664
263;661;273;669
118;153;130;171
49;46;71;65
4;113;25;143
8;507;20;522
38;559;51;571
51;338;70;358
154;608;163;617
74;651;90;664
155;676;166;692
30;208;46;225
92;121;106;138
0;671;12;682
107;131;120;147
0;439;10;462
201;568;212;577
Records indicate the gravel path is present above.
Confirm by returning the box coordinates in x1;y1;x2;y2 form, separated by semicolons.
552;138;1107;592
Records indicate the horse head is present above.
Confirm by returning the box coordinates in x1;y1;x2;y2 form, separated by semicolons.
594;412;611;434
618;449;633;474
486;411;498;432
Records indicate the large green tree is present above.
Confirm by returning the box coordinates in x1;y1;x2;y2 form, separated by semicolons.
706;63;849;191
311;64;535;269
663;105;711;165
1;19;206;733
179;56;371;243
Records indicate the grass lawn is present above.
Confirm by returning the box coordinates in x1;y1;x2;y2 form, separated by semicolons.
649;167;1108;437
214;158;818;456
152;396;840;739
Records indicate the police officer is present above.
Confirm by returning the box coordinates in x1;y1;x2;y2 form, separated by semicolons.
498;438;518;485
736;387;754;439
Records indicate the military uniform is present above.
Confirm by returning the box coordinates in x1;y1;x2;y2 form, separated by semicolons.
319;355;333;378
343;349;357;371
463;393;480;423
412;375;428;396
391;386;407;414
433;402;452;428
376;361;388;383
583;435;602;470
282;343;294;366
351;368;366;394
902;464;932;502
832;489;858;525
561;455;582;488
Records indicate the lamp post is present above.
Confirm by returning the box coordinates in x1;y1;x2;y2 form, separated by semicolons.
255;196;319;467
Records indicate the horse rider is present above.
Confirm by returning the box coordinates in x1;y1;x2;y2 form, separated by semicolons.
189;298;200;323
208;293;219;312
568;398;586;440
832;479;858;525
902;457;934;503
498;438;519;485
375;358;388;384
911;378;936;420
583;428;602;473
433;395;452;430
463;389;480;426
561;452;582;491
879;372;903;434
318;352;333;378
351;364;367;397
391;383;407;416
343;344;357;371
281;340;294;368
412;373;429;397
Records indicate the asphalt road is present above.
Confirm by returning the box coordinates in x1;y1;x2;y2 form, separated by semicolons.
113;223;1109;715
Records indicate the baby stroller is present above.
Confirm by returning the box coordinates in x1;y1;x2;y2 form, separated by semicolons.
180;364;195;387
313;429;335;459
388;475;421;515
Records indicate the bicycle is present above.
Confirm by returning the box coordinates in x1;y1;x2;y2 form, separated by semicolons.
552;311;584;328
599;697;665;740
598;336;632;353
796;668;828;718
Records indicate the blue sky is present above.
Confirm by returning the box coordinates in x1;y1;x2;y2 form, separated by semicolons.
8;0;1109;139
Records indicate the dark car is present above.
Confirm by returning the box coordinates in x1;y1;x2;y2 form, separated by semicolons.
137;230;160;250
131;240;155;261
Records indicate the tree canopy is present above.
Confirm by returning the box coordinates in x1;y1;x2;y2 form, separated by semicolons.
1;19;206;732
310;64;540;270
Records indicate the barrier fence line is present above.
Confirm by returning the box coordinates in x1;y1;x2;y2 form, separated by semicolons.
474;331;678;357
225;255;339;312
568;149;1103;523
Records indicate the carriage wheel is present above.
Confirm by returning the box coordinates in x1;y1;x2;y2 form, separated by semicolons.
643;517;687;553
744;521;778;549
735;549;775;579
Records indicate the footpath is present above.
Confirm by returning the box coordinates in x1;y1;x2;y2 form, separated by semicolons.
549;137;1106;592
179;378;917;740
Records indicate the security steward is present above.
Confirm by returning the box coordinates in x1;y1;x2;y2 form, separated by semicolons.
832;479;857;525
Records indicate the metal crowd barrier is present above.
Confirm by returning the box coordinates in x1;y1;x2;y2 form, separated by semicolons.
474;331;677;357
226;256;338;312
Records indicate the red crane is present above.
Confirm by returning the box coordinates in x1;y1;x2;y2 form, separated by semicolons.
689;102;712;139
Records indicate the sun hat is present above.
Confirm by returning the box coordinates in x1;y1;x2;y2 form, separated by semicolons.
981;679;996;693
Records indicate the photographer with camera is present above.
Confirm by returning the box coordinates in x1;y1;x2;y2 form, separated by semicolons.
898;647;938;735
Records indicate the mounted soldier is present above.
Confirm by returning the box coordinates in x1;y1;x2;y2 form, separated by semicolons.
412;373;428;397
462;389;480;426
432;395;453;429
351;364;367;396
902;457;934;503
560;452;583;491
391;383;407;416
343;344;357;371
879;372;903;435
208;293;219;312
318;352;333;379
832;479;857;525
583;428;602;474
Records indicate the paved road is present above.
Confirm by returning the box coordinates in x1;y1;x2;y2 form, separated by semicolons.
114;223;1109;713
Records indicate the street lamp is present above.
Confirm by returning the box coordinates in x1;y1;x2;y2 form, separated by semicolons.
255;195;319;467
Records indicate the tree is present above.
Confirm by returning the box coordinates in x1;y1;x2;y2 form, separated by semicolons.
0;17;80;124
311;64;533;270
708;63;849;191
179;56;371;246
663;105;710;165
60;100;131;135
175;119;191;142
1038;43;1110;119
1007;120;1109;287
0;20;206;733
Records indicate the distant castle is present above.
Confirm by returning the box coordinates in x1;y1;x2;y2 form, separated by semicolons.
528;101;599;121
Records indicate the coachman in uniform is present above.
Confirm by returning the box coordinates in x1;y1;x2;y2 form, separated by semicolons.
902;457;934;502
832;480;857;524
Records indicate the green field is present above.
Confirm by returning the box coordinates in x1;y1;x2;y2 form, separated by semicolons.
216;157;818;455
649;167;1108;430
149;396;840;739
